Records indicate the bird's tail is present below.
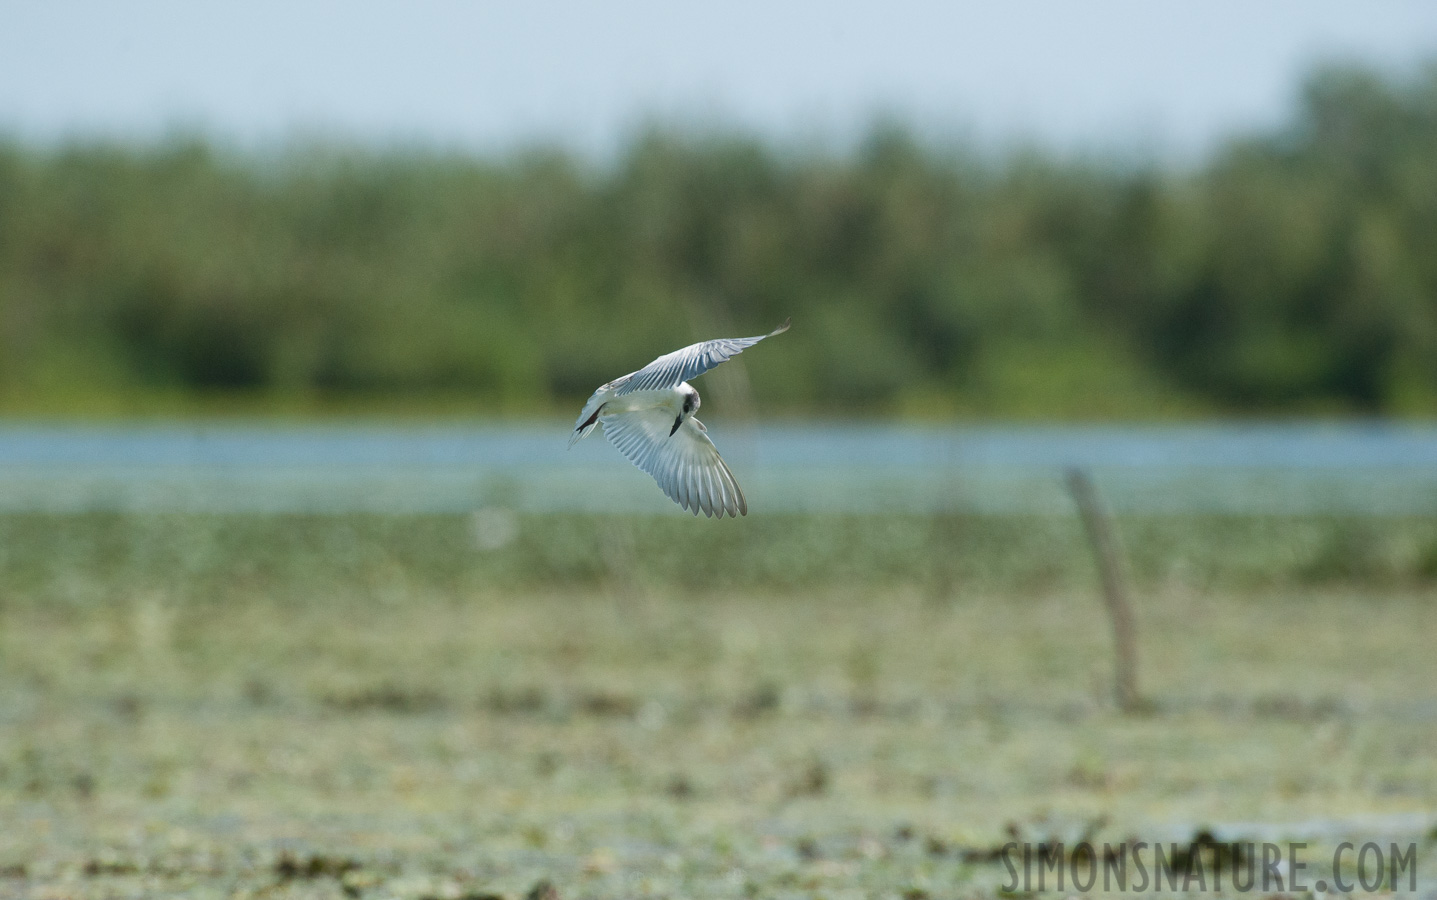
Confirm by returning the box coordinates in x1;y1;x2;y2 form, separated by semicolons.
568;396;606;448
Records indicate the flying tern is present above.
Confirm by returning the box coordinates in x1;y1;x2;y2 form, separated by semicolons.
568;319;790;517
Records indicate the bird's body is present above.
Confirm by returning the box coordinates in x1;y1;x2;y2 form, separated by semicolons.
568;320;789;517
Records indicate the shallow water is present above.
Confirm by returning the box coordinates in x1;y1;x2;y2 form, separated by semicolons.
1;421;1435;514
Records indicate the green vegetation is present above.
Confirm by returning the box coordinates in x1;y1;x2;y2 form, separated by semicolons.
1;512;1434;898
2;61;1437;418
4;512;1437;603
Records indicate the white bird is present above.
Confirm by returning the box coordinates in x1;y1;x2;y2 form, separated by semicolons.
568;319;790;518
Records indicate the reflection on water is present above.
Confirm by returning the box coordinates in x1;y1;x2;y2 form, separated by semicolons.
1;422;1435;515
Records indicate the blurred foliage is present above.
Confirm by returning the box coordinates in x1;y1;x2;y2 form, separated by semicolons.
1;62;1436;417
3;512;1435;608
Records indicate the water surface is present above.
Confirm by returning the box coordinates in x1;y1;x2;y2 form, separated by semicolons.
1;422;1435;515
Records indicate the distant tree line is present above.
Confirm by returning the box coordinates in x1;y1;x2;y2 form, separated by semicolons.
1;61;1435;418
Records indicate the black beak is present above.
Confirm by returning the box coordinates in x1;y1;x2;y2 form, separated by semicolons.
669;416;682;436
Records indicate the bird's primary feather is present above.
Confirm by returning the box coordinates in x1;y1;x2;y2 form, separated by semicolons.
610;319;789;396
600;407;745;518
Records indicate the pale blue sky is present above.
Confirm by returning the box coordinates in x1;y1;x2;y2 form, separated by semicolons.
3;1;1436;158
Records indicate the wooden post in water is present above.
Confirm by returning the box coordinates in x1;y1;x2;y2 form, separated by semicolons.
1065;468;1142;712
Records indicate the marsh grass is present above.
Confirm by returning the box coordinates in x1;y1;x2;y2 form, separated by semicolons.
3;512;1437;606
0;513;1434;897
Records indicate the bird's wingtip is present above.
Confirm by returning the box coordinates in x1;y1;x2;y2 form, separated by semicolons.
771;317;791;336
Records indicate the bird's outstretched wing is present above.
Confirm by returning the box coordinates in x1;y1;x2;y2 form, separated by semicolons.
600;408;746;517
612;319;790;396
